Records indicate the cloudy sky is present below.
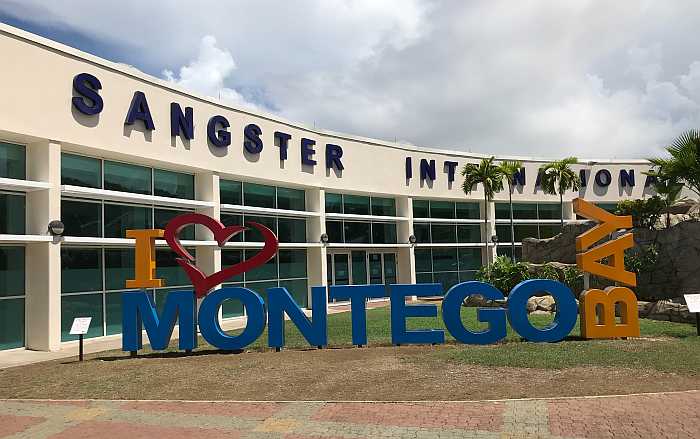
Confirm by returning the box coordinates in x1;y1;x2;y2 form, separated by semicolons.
2;0;700;159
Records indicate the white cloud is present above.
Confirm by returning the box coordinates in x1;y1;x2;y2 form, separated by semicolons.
4;0;700;159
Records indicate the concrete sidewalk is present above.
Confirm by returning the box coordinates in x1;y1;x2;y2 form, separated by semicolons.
0;391;697;438
0;301;387;370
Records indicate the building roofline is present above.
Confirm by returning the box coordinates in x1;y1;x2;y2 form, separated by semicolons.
0;22;651;166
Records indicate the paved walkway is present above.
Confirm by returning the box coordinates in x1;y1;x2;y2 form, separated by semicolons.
0;391;697;438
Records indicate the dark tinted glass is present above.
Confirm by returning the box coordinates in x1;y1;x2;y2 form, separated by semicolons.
430;201;455;219
371;222;397;244
221;250;244;282
433;271;459;291
431;224;456;243
104;203;151;238
244;250;277;281
244;215;276;242
513;224;539;241
496;224;512;242
153;169;194;200
277;187;305;211
432;247;458;272
343;194;370;215
104;248;135;291
344;221;370;243
416;272;433;284
61;248;102;293
414;248;432;272
61;294;103;341
371;197;396;216
0;298;24;349
539;224;562;239
104;161;151;195
325;221;343;242
61;153;101;188
220;180;242;205
244;183;275;208
0;193;25;234
413;223;430;243
277;217;306;243
279;278;308;308
512;203;537;219
351;251;367;284
0;246;24;297
278;249;307;278
458;248;482;270
154;209;194;240
412;199;429;218
495;203;511;219
156;249;191;287
220;214;242;241
537;203;561;219
62;200;101;237
456;202;480;219
0;142;25;180
457;225;481;243
325;193;343;213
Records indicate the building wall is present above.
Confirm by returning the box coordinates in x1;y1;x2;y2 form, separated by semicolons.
0;23;659;354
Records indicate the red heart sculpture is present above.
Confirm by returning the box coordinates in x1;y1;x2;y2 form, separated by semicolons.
163;213;279;298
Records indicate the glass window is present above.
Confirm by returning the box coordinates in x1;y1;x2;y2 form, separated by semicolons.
413;223;430;243
0;142;25;180
344;221;370;243
433;271;459;292
106;291;146;335
498;246;523;261
537;203;561;219
371;197;396;216
325;221;343;242
456;202;480;219
597;203;618;213
61;294;104;341
103;161;151;195
244;280;277;305
277;217;306;243
220;180;242;205
279;278;308;308
244;250;277;281
458;248;482;270
431;224;456;243
104;248;134;291
62;200;101;237
412;199;429;218
459;271;477;282
539;224;562;239
414;248;432;273
277;187;305;211
0;246;24;297
244;183;275;208
457;225;481;243
0;193;25;234
432;247;458;272
0;298;24;349
61;248;102;293
325;193;343;214
154;209;194;240
351;251;367;284
416;272;433;284
278;249;307;279
495;203;511;220
371;222;397;244
221;250;244;283
156;249;191;287
244;215;277;242
496;224;512;243
343;194;370;215
220;214;243;242
368;253;383;285
61;153;101;188
104;203;152;238
511;203;538;219
153;169;194;200
220;283;245;318
430;201;455;219
513;224;539;241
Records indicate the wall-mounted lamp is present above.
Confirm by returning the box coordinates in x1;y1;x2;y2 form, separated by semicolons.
408;234;417;245
491;235;499;245
320;233;329;245
48;220;65;236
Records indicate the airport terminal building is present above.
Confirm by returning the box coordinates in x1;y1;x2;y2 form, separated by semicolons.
0;24;656;353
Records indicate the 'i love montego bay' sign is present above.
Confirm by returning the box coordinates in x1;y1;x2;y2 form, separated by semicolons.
121;198;640;352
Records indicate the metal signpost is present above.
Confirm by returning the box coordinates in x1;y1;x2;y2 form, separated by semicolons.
684;294;700;336
69;317;92;362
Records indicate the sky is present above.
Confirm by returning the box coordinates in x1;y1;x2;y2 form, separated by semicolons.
2;0;700;159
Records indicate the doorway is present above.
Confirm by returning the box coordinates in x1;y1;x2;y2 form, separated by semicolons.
326;250;397;303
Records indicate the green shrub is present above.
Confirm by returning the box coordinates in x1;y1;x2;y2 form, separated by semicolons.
625;244;658;275
615;197;663;229
475;256;531;295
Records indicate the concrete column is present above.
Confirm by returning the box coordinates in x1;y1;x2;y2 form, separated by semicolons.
481;200;497;266
396;196;416;284
194;173;221;317
24;140;62;351
563;200;575;222
306;188;327;306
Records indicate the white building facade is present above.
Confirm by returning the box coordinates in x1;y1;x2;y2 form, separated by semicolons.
0;24;657;354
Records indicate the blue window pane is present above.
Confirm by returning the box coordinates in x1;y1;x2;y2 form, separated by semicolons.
104;161;151;195
104;203;152;238
325;193;343;214
0;298;24;349
0;246;24;297
277;187;305;211
61;248;102;293
220;180;242;205
0;142;25;180
61;153;101;188
62;200;101;237
244;183;275;208
0;193;25;234
154;169;194;200
61;293;104;341
244;280;278;306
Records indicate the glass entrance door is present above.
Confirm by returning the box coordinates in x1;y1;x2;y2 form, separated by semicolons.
327;250;398;303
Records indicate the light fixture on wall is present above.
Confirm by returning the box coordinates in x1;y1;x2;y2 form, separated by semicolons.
408;234;417;245
491;235;499;245
320;233;329;245
48;220;65;236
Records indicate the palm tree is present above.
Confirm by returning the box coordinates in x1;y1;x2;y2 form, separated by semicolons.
648;129;700;199
498;160;523;262
646;168;685;228
461;157;504;266
539;157;581;228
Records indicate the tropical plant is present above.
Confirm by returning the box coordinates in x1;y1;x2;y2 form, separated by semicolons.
498;160;523;262
539;157;581;228
615;197;664;229
461;157;504;266
652;174;685;228
625;244;659;275
475;255;530;294
648;129;700;199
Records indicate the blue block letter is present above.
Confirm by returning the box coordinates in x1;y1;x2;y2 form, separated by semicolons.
329;285;386;345
125;91;155;130
442;281;506;345
506;279;577;342
72;73;103;115
390;284;445;345
122;290;196;351
198;287;266;350
268;286;327;348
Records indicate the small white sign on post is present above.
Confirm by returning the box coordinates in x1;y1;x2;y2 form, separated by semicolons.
684;294;700;313
69;317;92;335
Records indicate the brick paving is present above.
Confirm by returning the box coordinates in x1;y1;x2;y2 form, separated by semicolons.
0;390;697;438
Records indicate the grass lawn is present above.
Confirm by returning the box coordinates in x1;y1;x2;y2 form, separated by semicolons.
0;304;697;400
